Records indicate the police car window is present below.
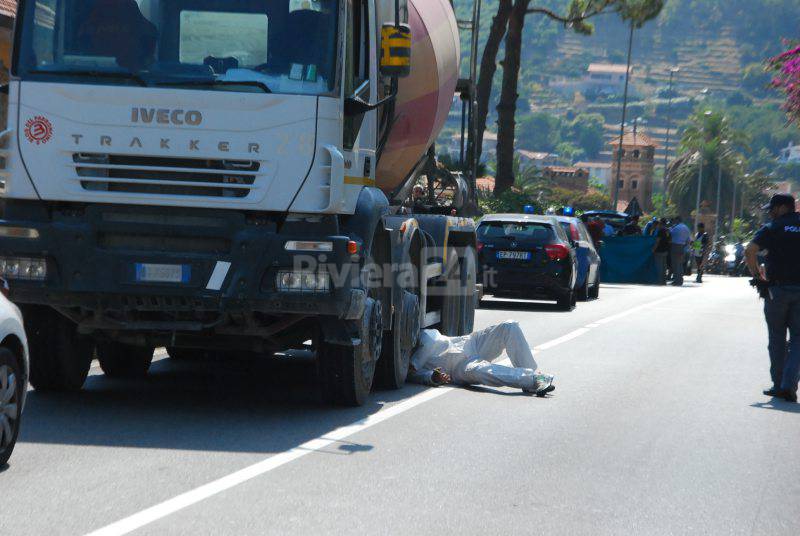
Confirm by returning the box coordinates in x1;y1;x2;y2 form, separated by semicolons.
478;222;555;243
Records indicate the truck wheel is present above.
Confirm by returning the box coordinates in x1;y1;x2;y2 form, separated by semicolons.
166;347;206;361
96;343;154;379
320;298;382;406
25;307;94;392
0;348;23;467
458;247;477;335
440;248;462;336
377;290;419;390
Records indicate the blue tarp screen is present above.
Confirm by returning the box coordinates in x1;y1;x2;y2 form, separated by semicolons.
599;236;660;284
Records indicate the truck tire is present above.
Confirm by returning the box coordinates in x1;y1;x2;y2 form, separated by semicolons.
166;347;206;361
25;307;94;392
320;298;382;406
458;247;477;335
96;343;154;379
0;347;23;467
377;290;419;389
440;247;462;336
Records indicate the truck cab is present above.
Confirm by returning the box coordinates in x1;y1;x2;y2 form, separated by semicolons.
0;0;477;406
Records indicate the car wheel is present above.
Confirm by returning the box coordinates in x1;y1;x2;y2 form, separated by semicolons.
589;276;600;300
0;348;23;467
96;343;154;379
577;273;590;302
557;291;576;311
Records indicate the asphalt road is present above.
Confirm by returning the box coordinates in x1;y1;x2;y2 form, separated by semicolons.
2;276;799;535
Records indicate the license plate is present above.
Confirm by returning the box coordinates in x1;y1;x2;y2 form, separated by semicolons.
135;263;191;284
496;251;532;261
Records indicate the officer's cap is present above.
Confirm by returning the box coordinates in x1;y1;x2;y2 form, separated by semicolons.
762;193;796;211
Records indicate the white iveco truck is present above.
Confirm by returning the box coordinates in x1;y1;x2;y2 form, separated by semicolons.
0;0;482;405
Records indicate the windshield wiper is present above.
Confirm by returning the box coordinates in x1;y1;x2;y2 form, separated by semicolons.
152;79;272;93
27;69;149;87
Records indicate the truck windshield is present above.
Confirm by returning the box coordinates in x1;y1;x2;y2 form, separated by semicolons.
15;0;340;96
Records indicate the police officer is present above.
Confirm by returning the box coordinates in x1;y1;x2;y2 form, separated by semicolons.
745;193;800;403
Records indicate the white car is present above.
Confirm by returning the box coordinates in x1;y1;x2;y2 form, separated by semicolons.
0;280;29;467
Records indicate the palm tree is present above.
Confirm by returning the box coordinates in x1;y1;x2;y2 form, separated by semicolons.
666;110;749;225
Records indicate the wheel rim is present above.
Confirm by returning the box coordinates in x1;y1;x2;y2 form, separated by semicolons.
0;364;19;451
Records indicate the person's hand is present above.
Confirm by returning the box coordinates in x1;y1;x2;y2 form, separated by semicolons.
431;368;452;386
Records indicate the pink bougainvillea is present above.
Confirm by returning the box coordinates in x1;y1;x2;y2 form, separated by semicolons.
769;42;800;123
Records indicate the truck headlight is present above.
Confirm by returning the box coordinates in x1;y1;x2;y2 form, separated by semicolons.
276;271;330;292
0;226;40;239
0;257;47;280
284;241;334;252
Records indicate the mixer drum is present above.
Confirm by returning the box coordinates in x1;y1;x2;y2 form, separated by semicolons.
375;0;460;195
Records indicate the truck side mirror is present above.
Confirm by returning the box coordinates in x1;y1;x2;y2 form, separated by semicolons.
380;23;412;78
344;80;396;117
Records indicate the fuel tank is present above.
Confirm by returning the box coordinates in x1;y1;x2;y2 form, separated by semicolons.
375;0;460;195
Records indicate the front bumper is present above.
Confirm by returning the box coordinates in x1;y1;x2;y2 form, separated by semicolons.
0;203;363;321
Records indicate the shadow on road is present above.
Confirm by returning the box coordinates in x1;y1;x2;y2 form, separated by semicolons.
19;356;426;454
750;400;800;414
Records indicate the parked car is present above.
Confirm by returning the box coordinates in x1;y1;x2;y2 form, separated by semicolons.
554;216;601;300
580;210;629;234
0;279;29;467
477;214;578;310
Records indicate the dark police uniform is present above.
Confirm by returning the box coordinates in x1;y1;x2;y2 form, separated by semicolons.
752;210;800;394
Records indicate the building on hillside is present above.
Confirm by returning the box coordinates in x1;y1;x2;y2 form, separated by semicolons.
542;166;589;192
778;143;800;164
548;63;634;98
583;63;631;95
610;130;658;211
574;161;612;187
518;150;558;169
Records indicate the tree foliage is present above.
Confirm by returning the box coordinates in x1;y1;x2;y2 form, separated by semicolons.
666;109;773;229
768;43;800;124
488;0;664;195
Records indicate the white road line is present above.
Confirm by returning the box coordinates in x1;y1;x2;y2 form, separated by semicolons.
594;292;684;325
84;387;454;536
83;289;686;536
534;328;590;352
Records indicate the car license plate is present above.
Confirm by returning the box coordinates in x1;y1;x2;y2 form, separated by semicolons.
496;251;531;261
134;263;191;284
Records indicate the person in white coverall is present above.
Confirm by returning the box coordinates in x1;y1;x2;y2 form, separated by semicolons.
408;321;555;396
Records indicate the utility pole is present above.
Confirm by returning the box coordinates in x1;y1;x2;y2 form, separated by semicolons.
694;111;712;232
662;67;679;193
714;139;728;242
612;21;635;211
694;155;704;232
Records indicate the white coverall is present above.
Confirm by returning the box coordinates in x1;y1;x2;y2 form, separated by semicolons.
408;321;544;391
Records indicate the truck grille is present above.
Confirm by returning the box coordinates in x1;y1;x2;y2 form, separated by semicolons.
72;153;261;198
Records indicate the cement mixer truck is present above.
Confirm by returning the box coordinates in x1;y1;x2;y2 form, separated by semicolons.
0;0;482;405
